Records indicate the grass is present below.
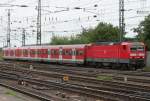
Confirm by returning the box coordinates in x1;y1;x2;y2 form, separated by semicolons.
143;67;150;72
96;75;113;81
5;90;17;97
5;90;26;100
0;51;3;60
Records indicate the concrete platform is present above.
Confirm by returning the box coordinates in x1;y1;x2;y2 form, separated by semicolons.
0;86;40;101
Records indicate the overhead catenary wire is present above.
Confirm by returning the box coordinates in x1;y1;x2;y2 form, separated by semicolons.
0;0;149;47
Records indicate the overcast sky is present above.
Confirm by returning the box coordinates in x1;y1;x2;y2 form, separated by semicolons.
0;0;150;47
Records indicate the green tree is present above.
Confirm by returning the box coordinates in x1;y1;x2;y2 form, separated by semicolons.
51;36;70;45
81;22;120;42
134;15;150;50
50;22;120;45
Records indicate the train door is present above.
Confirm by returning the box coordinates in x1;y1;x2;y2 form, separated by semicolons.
51;49;59;61
48;48;51;61
59;47;62;63
28;48;30;58
72;48;76;63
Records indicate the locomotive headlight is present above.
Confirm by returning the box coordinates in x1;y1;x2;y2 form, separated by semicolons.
138;53;145;56
130;53;136;56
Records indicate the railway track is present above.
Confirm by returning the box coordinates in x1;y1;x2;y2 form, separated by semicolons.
1;68;150;93
0;61;150;101
1;60;150;76
0;71;150;101
1;60;150;85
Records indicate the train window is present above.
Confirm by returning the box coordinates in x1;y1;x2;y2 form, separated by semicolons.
79;50;84;55
6;50;9;56
30;51;32;54
16;50;21;56
76;50;84;56
19;50;22;56
15;50;18;56
40;50;47;54
130;47;137;51
65;50;68;55
63;50;66;55
26;50;28;55
62;50;71;55
69;50;72;55
53;50;55;55
130;46;144;52
15;50;17;55
51;50;58;55
76;50;79;56
30;50;32;54
23;50;28;55
37;50;41;54
42;50;48;54
54;50;58;55
15;50;21;56
45;50;48;54
137;46;144;51
30;50;35;55
10;50;14;56
51;50;54;55
62;50;65;55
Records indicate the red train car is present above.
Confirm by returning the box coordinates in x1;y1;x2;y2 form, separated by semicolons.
85;42;146;69
2;42;146;70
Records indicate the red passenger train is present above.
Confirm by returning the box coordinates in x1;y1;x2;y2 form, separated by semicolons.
2;42;146;70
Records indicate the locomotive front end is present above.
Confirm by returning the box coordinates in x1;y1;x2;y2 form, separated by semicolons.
129;42;146;69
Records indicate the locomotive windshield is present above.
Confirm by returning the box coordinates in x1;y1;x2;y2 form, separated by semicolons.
130;46;144;52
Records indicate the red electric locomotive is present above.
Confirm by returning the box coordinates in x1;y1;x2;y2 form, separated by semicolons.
2;41;146;70
85;42;146;69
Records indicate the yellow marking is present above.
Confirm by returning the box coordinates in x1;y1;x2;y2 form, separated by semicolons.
63;75;69;81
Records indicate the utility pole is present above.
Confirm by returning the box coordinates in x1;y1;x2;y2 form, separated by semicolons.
119;0;125;42
7;9;11;47
22;28;25;46
37;0;42;45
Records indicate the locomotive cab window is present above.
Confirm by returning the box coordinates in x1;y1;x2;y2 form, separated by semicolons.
130;46;144;52
130;46;137;52
137;46;144;51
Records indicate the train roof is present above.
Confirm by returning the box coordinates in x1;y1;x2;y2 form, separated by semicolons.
94;41;145;46
2;42;145;50
121;42;145;46
3;44;88;50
